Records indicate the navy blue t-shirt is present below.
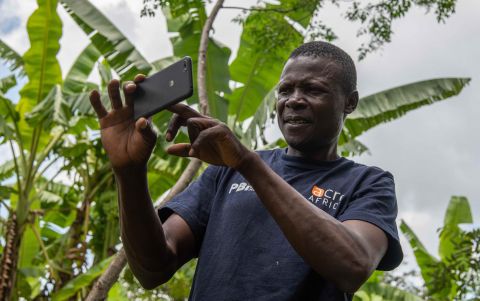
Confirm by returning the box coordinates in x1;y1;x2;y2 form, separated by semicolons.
158;148;403;300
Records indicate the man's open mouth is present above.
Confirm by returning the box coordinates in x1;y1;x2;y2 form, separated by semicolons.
284;116;312;125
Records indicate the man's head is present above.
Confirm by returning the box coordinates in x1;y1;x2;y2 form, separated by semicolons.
276;41;359;155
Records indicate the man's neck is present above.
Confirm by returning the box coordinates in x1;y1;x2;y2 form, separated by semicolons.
286;143;339;162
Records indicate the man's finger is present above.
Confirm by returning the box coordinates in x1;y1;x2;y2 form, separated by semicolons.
186;117;222;143
167;143;192;157
134;74;146;83
135;117;157;144
108;79;123;109
190;125;221;150
166;114;186;142
186;117;220;131
167;103;204;119
89;90;108;118
123;81;136;107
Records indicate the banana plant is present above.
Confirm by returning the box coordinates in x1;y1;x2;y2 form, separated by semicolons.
354;271;424;301
0;0;473;299
401;196;479;301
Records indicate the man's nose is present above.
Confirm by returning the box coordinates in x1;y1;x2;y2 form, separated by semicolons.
285;90;307;109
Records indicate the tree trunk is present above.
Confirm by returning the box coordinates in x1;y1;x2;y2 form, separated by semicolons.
0;212;21;301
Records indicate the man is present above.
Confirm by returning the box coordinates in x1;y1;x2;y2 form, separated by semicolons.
89;41;403;300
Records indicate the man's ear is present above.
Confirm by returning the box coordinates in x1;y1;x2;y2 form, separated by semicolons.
344;90;358;115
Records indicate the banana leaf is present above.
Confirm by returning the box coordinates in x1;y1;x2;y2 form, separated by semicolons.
51;256;115;301
342;78;471;144
0;39;25;76
63;44;102;94
16;0;63;150
228;11;302;122
164;6;231;121
400;220;446;298
439;196;473;262
60;0;152;81
356;282;424;301
0;75;17;94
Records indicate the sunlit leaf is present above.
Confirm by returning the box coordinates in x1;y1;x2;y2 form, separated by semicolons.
17;0;63;150
61;0;152;81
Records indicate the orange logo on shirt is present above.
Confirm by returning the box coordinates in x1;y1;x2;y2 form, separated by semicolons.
311;186;325;197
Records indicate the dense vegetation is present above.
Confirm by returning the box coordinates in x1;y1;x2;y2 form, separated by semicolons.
0;0;476;300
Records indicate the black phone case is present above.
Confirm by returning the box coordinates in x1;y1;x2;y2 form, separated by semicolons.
133;57;193;120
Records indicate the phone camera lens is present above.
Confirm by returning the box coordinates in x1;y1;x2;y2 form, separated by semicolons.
183;60;187;72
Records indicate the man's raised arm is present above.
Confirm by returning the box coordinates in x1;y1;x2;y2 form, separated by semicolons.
89;77;196;289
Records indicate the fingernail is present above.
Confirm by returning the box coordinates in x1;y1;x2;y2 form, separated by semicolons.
141;119;148;129
127;83;135;89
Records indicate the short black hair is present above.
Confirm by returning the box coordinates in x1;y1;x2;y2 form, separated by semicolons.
289;41;357;95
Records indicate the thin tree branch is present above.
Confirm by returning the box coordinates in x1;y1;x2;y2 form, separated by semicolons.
198;0;225;115
85;248;127;301
222;6;297;13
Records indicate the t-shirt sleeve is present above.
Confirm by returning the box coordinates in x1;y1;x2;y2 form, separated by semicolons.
157;165;220;253
337;169;403;271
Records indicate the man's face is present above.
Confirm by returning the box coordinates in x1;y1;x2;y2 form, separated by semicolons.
276;56;353;153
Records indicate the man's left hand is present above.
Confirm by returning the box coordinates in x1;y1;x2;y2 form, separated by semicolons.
166;103;251;169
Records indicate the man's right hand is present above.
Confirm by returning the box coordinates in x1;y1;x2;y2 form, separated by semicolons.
89;75;157;173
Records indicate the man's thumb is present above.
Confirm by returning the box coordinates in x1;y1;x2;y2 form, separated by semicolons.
135;117;156;141
135;117;149;131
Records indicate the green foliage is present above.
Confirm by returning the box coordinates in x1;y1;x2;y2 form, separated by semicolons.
63;44;102;94
51;257;114;301
355;271;425;301
60;0;152;81
345;0;458;59
0;0;470;299
163;4;231;121
401;196;479;301
342;78;471;145
0;75;17;94
119;260;197;300
0;39;24;76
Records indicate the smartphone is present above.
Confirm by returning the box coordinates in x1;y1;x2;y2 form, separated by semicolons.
133;57;193;120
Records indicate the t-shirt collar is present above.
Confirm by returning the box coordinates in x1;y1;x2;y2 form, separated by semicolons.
279;148;347;170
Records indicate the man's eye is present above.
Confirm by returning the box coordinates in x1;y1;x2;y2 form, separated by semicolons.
309;88;325;95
